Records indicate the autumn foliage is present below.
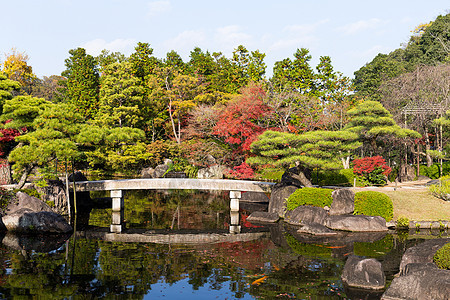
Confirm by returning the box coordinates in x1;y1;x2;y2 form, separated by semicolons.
353;156;391;185
213;84;273;153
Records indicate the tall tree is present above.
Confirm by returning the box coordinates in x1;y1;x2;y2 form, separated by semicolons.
247;130;361;187
271;48;316;94
1;48;36;95
60;48;100;119
97;61;144;128
129;42;160;83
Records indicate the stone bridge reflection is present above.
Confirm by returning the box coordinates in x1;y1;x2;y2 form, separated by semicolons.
70;178;274;234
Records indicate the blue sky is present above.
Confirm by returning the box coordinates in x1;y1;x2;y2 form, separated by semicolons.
1;0;448;79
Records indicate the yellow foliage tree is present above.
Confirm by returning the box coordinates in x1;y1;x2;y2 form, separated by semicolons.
1;48;36;94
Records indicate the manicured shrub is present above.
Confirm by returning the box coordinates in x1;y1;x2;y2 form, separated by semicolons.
428;175;450;201
286;187;333;211
433;243;450;270
396;216;410;229
354;191;393;221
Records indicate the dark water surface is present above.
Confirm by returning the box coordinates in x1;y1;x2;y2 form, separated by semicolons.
0;190;446;299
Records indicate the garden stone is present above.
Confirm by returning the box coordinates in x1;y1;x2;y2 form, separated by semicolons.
197;165;225;179
382;264;450;300
2;208;72;233
341;255;385;290
398;238;449;275
329;189;354;215
34;179;68;215
246;212;279;223
241;191;269;203
4;192;53;215
153;164;170;178
284;205;328;226
296;223;338;236
398;164;415;182
269;183;298;217
326;215;388;232
280;166;311;187
141;167;155;178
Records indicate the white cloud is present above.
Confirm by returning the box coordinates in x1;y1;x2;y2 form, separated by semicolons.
162;30;207;57
268;20;328;52
336;18;385;35
147;0;171;17
214;25;252;50
81;38;136;56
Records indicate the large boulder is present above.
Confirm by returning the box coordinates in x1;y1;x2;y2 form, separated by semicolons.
329;189;354;215
2;208;72;233
153;164;170;178
382;264;450;300
4;191;53;215
341;255;385;290
268;183;298;217
296;223;338;236
398;238;449;275
284;205;328;226
241;191;270;203
326;215;388;232
197;165;226;179
398;164;415;182
34;179;68;215
141;167;155;178
246;211;279;223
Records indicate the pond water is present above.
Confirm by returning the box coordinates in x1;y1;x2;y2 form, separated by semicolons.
0;190;447;299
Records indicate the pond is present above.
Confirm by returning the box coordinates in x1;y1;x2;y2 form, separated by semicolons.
0;190;447;299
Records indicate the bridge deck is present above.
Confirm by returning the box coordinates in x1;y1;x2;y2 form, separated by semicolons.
72;178;274;193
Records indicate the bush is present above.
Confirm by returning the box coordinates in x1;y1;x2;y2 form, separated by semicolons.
433;243;450;270
353;156;391;186
286;187;333;211
354;191;393;221
396;216;410;229
311;168;365;187
420;161;450;179
428;175;450;201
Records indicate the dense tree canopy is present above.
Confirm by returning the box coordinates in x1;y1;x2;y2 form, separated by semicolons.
2;13;449;183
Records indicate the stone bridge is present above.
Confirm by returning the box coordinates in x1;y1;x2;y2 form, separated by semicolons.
71;178;274;234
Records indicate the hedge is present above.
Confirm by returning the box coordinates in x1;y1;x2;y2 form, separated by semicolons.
286;187;333;211
354;191;393;222
434;243;450;270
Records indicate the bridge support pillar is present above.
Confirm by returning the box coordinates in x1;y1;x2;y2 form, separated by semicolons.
110;190;125;233
229;191;241;234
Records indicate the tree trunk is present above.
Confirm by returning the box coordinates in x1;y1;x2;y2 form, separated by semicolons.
341;156;350;169
0;161;12;185
424;127;433;167
290;171;313;187
16;164;34;189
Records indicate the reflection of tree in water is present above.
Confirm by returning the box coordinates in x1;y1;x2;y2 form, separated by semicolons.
0;231;416;299
88;190;230;230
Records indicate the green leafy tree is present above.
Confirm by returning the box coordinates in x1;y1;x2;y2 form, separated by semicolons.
271;48;316;94
129;42;160;83
8;102;84;187
60;48;100;119
344;100;421;154
247;130;361;187
0;72;20;113
97;61;145;128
